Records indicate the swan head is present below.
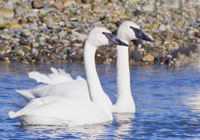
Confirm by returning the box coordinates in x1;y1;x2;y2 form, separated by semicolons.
86;27;128;48
117;21;154;43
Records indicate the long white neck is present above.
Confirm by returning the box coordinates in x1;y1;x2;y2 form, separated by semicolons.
114;39;136;113
84;41;112;115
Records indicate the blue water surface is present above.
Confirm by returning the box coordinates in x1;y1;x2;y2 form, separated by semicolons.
1;62;200;139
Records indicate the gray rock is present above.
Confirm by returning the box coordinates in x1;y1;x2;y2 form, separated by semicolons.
32;42;39;48
3;0;18;9
159;24;166;31
29;23;38;30
58;31;67;38
51;35;58;40
47;22;60;29
142;2;154;12
72;31;87;41
32;48;39;56
164;0;180;9
1;33;12;39
41;15;59;29
188;30;194;39
59;40;70;46
188;0;200;6
21;29;31;37
0;18;4;24
15;5;27;16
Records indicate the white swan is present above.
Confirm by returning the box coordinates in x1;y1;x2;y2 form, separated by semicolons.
8;27;128;126
113;21;153;113
16;21;153;113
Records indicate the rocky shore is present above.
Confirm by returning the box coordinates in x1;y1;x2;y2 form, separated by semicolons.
0;0;199;67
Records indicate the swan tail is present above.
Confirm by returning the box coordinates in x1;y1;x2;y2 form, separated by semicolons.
8;111;17;119
28;67;73;85
16;90;35;101
8;111;24;120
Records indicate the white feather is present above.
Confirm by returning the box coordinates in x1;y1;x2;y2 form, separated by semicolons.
28;67;73;85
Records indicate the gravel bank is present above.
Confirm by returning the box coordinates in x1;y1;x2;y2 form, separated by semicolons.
0;0;199;67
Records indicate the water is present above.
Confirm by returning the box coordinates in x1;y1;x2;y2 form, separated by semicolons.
1;62;200;139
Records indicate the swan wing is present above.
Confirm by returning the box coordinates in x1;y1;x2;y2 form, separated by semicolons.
17;67;90;101
9;96;112;126
28;67;73;85
16;78;90;101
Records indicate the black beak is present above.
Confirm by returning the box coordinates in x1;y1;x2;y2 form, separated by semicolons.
102;32;128;46
130;27;154;42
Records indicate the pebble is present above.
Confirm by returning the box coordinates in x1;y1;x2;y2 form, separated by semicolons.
163;0;180;9
159;24;166;32
142;2;154;12
0;18;6;29
52;1;63;9
143;53;154;62
0;7;14;18
15;5;27;16
7;22;20;28
63;0;75;7
5;57;10;63
3;0;17;9
32;0;45;9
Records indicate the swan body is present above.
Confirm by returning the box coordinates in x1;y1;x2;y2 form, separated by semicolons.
16;21;153;114
9;27;128;126
9;96;111;126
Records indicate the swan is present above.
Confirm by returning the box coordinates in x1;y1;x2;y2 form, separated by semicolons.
8;27;128;126
16;21;153;113
113;21;153;113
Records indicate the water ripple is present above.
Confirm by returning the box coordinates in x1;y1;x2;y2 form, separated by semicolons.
1;63;200;139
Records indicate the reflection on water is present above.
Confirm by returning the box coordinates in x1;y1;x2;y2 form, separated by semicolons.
1;62;200;139
113;114;135;139
19;123;109;139
184;90;200;116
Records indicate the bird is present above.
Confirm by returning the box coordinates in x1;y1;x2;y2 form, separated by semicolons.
16;21;153;113
113;21;153;113
8;27;128;126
